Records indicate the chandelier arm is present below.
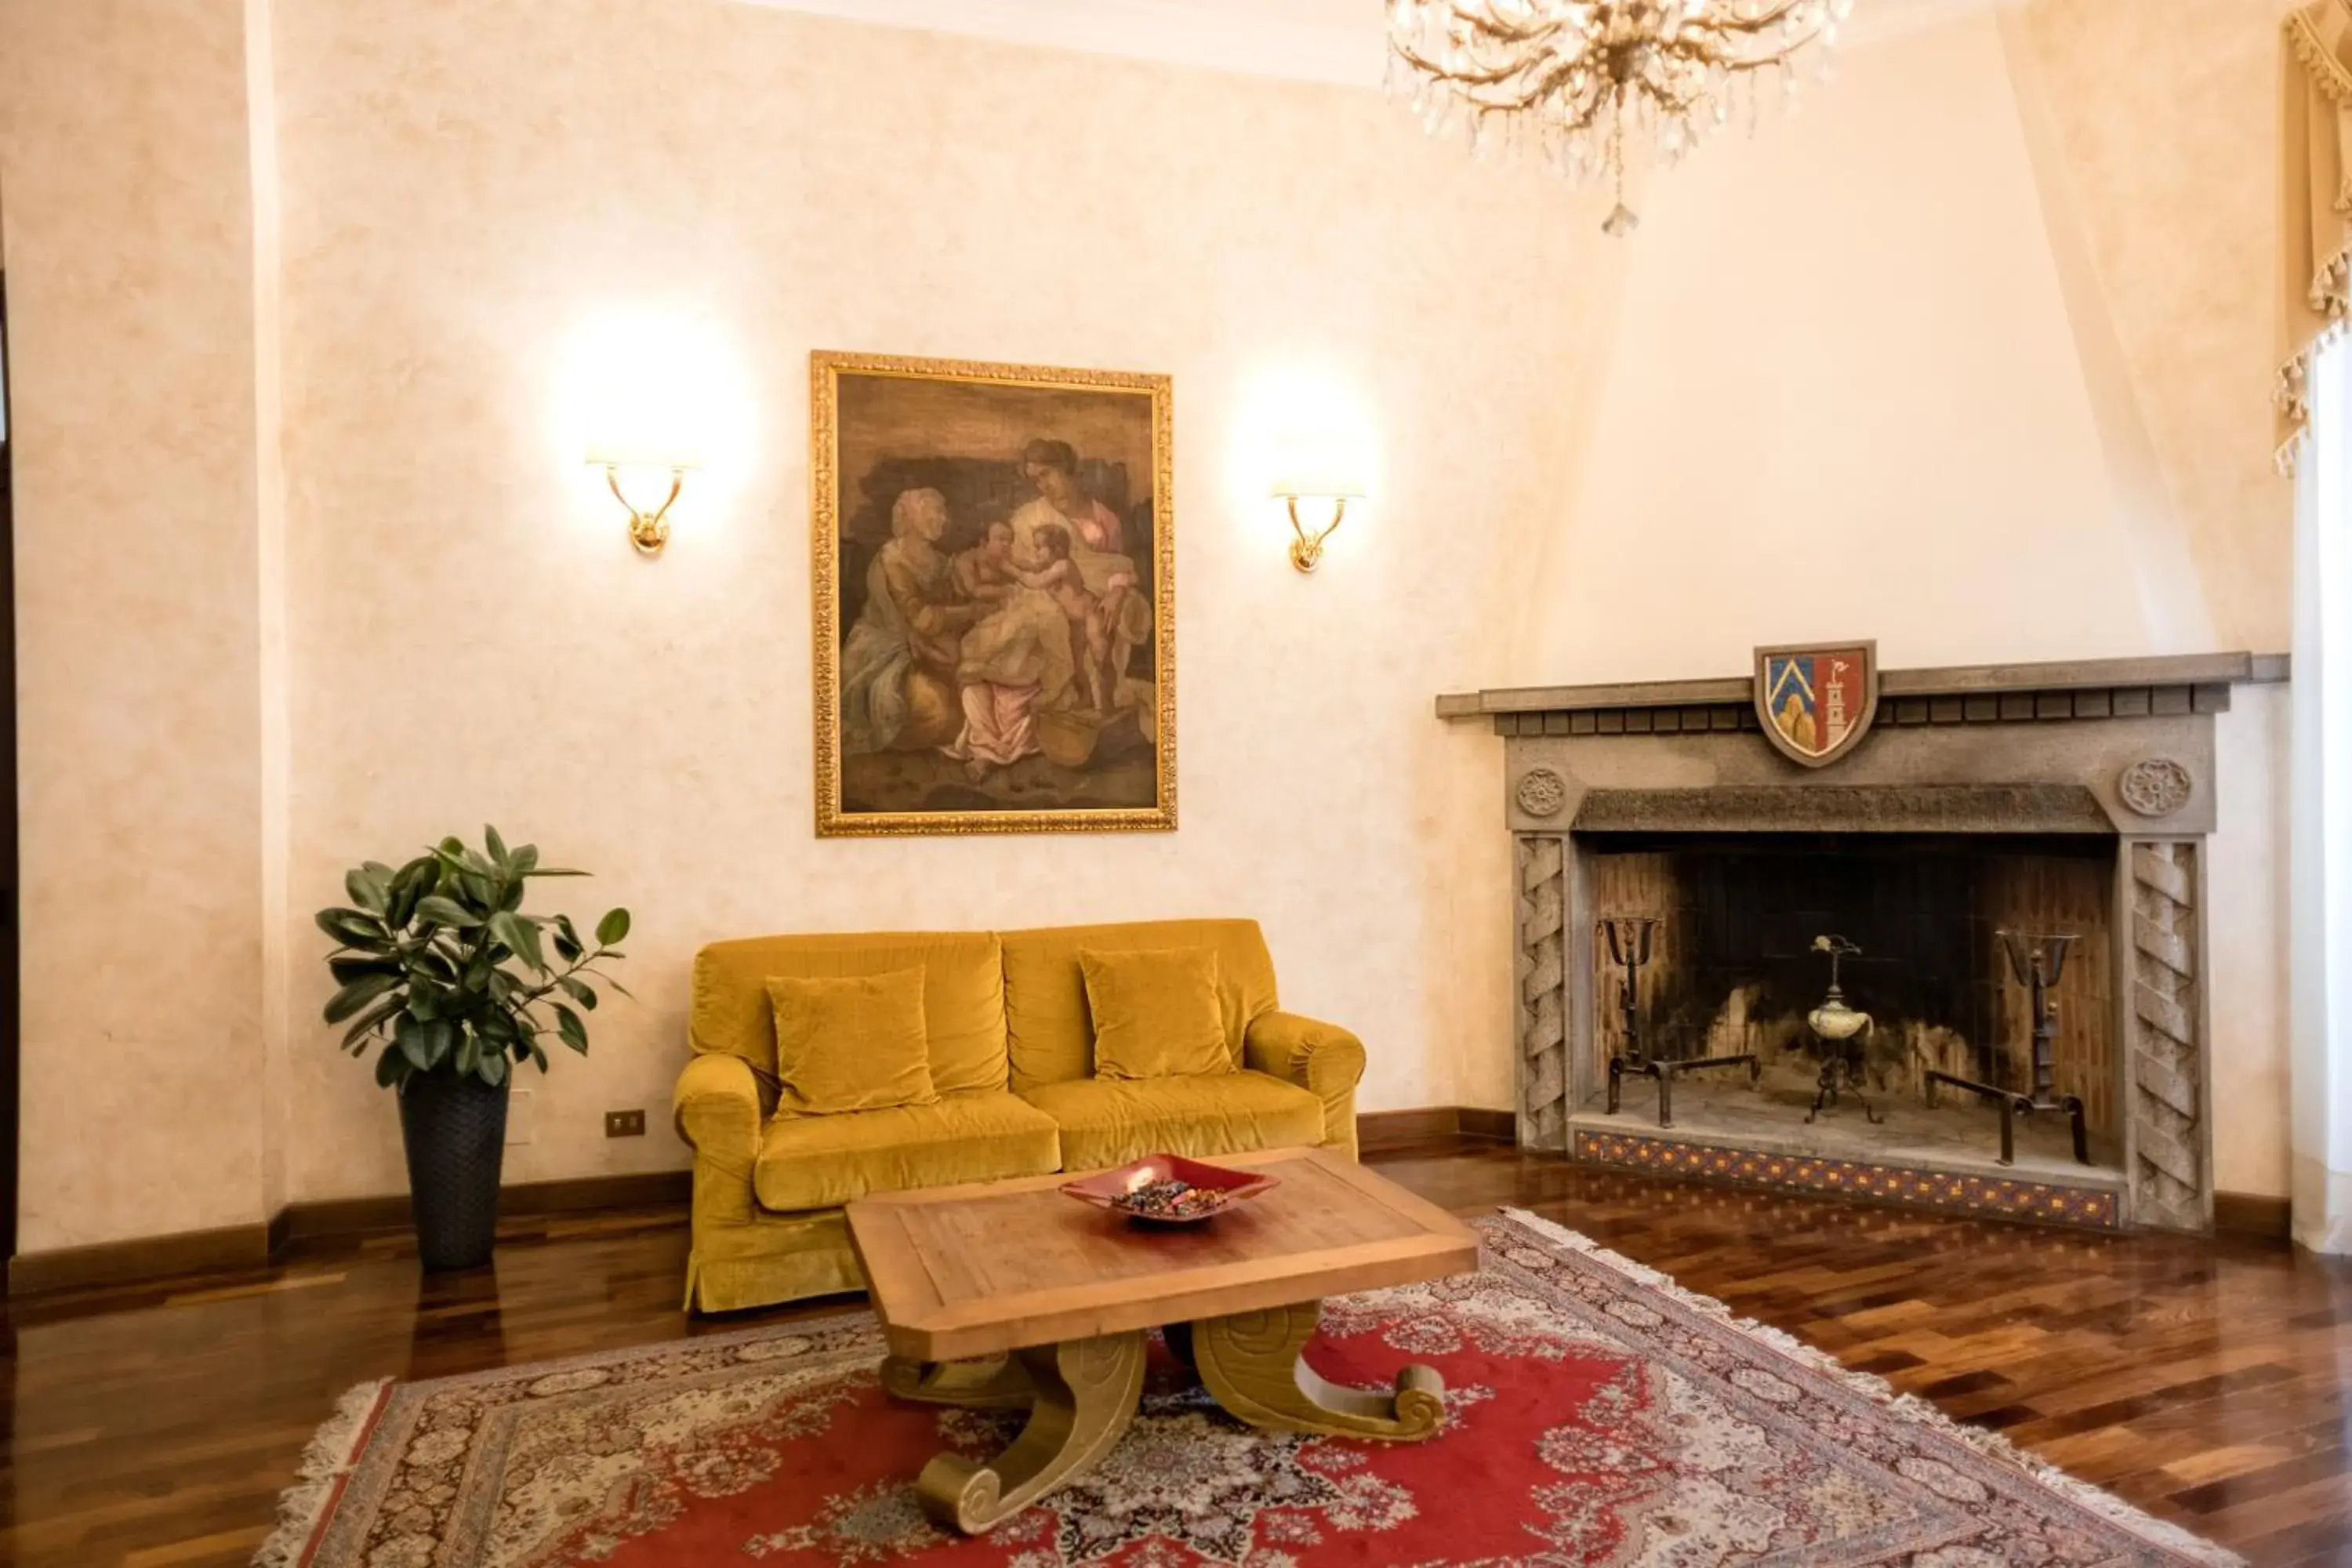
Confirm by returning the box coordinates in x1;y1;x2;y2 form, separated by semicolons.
1705;0;1813;34
1434;1;1569;49
1389;40;1543;94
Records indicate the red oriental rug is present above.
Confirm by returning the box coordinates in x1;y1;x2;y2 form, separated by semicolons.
264;1212;2237;1567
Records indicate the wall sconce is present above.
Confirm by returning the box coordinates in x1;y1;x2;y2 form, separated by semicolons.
1271;474;1365;574
587;443;700;557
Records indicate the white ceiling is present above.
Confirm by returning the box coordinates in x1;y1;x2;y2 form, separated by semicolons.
739;0;2013;87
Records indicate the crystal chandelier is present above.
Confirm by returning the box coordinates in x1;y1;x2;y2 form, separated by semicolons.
1386;0;1854;236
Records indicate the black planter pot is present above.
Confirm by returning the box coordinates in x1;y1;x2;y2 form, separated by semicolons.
397;1071;510;1271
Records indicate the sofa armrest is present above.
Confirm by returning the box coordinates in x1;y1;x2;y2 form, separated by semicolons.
1244;1010;1367;1160
673;1053;764;1225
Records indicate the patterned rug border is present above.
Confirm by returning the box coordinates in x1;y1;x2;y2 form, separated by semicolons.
251;1308;889;1567
258;1209;2241;1567
1495;1207;2240;1567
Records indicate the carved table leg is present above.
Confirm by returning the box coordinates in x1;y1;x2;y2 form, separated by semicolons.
880;1354;1035;1410
912;1332;1146;1534
1191;1299;1445;1441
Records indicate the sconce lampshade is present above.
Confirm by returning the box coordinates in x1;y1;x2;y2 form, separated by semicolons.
586;441;704;474
1269;467;1367;503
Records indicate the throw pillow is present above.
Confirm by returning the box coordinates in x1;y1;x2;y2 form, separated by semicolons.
1080;946;1233;1080
765;967;939;1116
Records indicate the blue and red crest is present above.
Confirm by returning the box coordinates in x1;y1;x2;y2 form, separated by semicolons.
1754;642;1878;768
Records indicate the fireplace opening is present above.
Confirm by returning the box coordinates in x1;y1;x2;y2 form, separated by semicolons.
1575;831;2122;1178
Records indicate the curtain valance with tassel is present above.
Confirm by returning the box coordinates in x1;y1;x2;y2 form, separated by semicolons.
2281;2;2352;466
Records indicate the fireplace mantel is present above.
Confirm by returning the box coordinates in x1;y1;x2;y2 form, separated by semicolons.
1438;651;2286;722
1439;650;2287;1234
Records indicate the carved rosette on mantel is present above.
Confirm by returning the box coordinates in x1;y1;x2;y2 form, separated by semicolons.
1438;652;2287;1234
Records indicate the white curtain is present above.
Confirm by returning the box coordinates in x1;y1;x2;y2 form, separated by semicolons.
2290;338;2352;1254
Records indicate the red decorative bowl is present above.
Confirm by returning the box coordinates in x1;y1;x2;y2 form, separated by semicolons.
1060;1152;1281;1225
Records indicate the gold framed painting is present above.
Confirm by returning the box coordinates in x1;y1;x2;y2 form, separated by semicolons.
811;351;1176;837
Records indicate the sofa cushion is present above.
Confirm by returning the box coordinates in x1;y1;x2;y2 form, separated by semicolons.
1020;1069;1323;1172
693;931;1008;1096
767;969;938;1116
1080;946;1233;1080
1000;919;1278;1094
753;1090;1061;1213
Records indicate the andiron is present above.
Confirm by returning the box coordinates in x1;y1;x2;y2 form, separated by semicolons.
1600;914;1759;1128
1923;929;2090;1167
1803;934;1883;1126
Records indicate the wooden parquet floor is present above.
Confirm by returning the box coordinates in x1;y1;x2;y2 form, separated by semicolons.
2;1138;2347;1566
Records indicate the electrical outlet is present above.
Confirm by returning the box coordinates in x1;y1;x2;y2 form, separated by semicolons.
506;1088;535;1146
604;1108;646;1138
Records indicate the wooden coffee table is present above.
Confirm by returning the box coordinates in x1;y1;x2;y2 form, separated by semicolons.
845;1145;1479;1534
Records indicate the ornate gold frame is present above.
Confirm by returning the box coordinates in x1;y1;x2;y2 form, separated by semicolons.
811;350;1177;837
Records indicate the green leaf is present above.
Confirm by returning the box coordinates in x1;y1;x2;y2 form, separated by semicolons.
491;911;546;973
375;1045;408;1088
324;971;400;1024
340;995;405;1049
510;844;539;876
414;896;483;929
595;908;631;946
328;955;401;985
484;824;508;866
527;866;589;877
554;1003;590;1054
456;1032;480;1077
497;878;525;913
530;1042;550;1073
557;976;597;1010
552;933;582;964
477;1047;508;1087
386;856;436;928
314;908;386;949
409;945;459;982
344;868;388;915
396;1017;433;1071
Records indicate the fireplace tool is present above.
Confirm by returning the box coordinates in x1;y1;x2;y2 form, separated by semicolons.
1804;935;1884;1125
1924;930;2089;1167
1601;914;1759;1129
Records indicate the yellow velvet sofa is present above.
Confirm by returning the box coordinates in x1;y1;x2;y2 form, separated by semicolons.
670;918;1367;1313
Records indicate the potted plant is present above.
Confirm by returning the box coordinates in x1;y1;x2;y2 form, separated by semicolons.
315;828;630;1270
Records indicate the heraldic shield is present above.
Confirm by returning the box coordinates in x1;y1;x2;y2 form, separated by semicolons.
1754;641;1879;768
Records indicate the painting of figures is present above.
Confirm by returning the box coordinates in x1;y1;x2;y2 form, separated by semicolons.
811;353;1175;835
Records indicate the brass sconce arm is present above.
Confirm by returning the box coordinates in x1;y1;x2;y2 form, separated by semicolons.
1284;495;1349;574
604;464;686;557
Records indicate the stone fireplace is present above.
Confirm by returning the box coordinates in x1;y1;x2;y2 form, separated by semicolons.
1440;653;2282;1233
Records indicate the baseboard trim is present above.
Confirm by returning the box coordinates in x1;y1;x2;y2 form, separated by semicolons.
278;1171;695;1242
7;1221;276;1297
13;1110;1515;1297
2213;1190;2292;1243
1357;1105;1516;1153
9;1170;697;1297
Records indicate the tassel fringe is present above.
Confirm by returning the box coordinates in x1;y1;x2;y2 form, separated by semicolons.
251;1377;391;1568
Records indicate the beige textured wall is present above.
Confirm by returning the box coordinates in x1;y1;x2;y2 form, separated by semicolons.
0;0;271;1249
1507;8;2295;1194
0;0;2301;1245
2021;0;2288;655
267;0;1588;1200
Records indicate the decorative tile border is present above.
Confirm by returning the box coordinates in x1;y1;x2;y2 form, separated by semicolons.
1572;1128;2122;1232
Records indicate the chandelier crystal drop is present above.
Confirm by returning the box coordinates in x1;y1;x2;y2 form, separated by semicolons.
1386;0;1855;236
